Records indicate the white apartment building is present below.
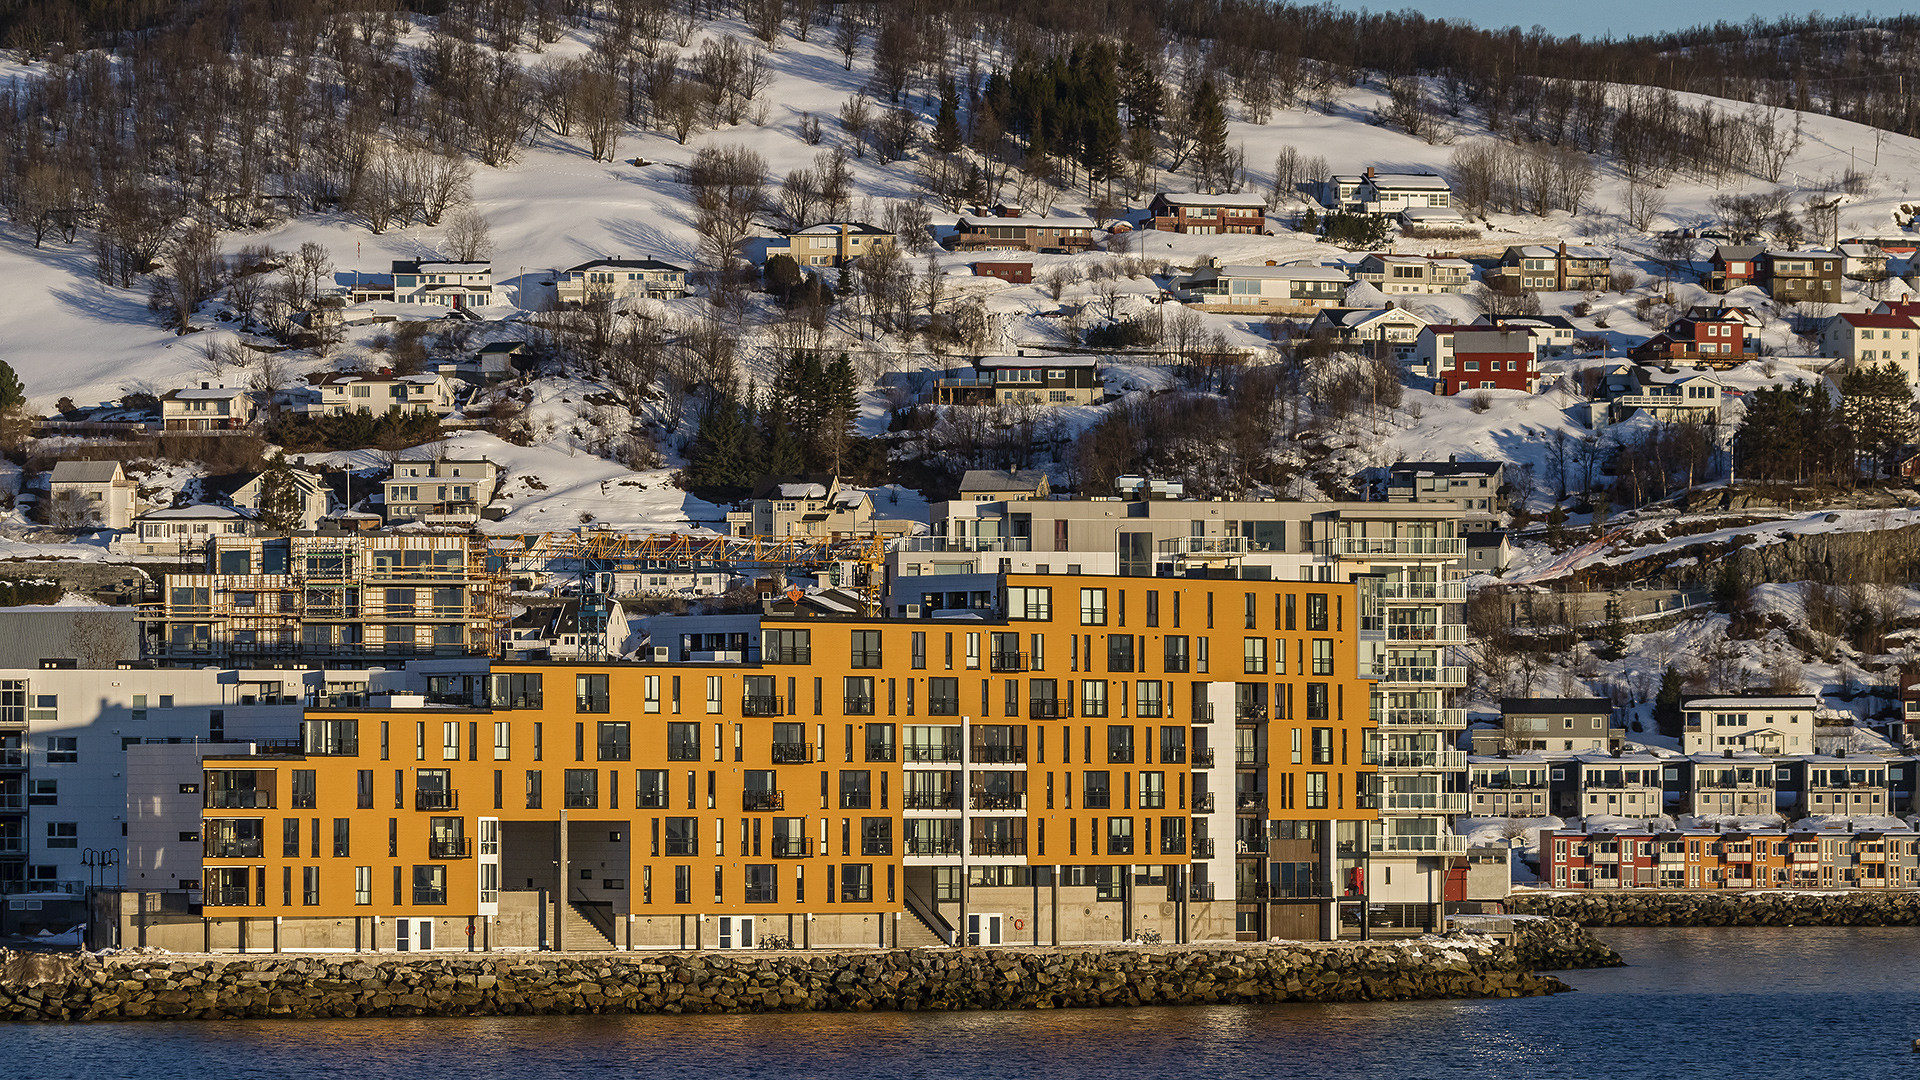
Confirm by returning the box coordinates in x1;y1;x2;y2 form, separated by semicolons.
1682;696;1817;756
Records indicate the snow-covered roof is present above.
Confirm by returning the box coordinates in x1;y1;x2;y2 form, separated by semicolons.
1315;306;1428;329
789;221;891;236
1154;191;1268;209
777;483;829;499
1512;244;1607;259
1360;172;1450;190
1399;206;1466;221
959;469;1049;492
1216;263;1349;281
395;260;491;274
49;460;122;483
164;385;250;401
563;258;686;273
138;504;253;521
1685;696;1817;710
956;214;1097;229
975;354;1098;368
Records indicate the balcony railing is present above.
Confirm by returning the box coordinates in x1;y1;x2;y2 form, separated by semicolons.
636;792;670;809
1083;793;1112;809
1235;794;1267;813
865;744;896;762
663;838;698;856
1383;792;1468;813
907;835;960;856
903;536;1033;552
771;836;813;858
989;652;1028;672
972;837;1026;857
904;745;962;763
746;886;780;903
1376;580;1467;602
206;791;273;810
1324;536;1466;558
1234;703;1268;722
1235;748;1265;766
861;839;893;856
971;744;1027;764
204;887;250;906
0;793;20;810
743;790;786;812
1159;837;1187;855
1384;624;1467;643
1161;749;1187;765
1107;837;1136;856
596;742;631;762
843;697;875;716
1369;833;1470;853
429;837;471;859
840;792;872;809
1376;708;1469;729
928;698;962;717
1236;837;1268;855
743;695;784;717
414;790;458;812
0;750;22;768
1156;536;1248;558
1190;704;1213;723
204;841;264;860
1379;749;1468;770
1192;838;1216;858
1193;793;1217;813
1377;666;1469;687
1189;882;1217;901
764;647;811;664
771;742;813;763
1192;749;1217;768
904;791;956;810
1030;699;1069;719
413;887;447;905
971;790;1025;810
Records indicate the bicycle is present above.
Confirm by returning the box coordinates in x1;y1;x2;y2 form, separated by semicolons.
1136;929;1163;945
758;933;794;950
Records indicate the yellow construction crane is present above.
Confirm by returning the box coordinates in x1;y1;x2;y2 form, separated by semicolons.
489;530;893;660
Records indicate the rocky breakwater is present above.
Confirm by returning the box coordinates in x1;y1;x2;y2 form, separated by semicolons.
1507;889;1920;927
0;920;1618;1021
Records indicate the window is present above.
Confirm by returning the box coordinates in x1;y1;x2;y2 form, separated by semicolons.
1107;635;1134;672
1312;639;1334;676
636;770;669;808
763;628;811;664
911;632;926;670
525;770;543;810
1007;587;1052;620
598;721;631;761
928;678;960;716
303;866;320;906
851;630;882;668
413;864;447;905
1083;771;1111;808
46;822;77;848
1312;727;1333;765
1306;684;1329;721
844;676;875;715
1107;726;1135;764
45;737;76;764
667;722;700;761
1080;589;1107;625
1243;637;1266;674
1306;594;1328;631
491;673;542;709
1081;680;1108;718
355;866;372;906
1305;773;1328;809
1136;681;1162;718
493;722;510;760
576;674;609;713
26;779;56;805
565;769;599;809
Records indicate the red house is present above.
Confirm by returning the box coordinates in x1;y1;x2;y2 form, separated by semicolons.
974;261;1032;285
1629;314;1754;367
1145;192;1268;235
1706;245;1764;292
1412;325;1542;395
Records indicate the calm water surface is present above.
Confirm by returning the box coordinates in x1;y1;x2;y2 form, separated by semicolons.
6;927;1919;1080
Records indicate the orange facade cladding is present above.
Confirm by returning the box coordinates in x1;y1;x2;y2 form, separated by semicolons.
199;573;1374;919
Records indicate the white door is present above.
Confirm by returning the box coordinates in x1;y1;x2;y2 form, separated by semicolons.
717;915;755;949
967;913;1003;946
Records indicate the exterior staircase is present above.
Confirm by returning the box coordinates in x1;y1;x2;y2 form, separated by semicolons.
896;910;948;948
558;899;617;951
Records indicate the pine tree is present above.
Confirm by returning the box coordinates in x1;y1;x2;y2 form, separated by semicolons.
0;359;24;411
1188;78;1229;190
685;392;756;501
1653;666;1686;739
933;83;963;154
1840;362;1915;477
254;453;305;532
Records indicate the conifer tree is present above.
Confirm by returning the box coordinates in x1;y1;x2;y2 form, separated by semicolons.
254;453;305;532
933;83;963;155
1653;666;1686;739
1188;78;1230;190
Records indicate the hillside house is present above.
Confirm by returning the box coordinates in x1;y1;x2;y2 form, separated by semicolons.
1820;312;1920;382
303;370;458;418
1839;243;1893;281
554;258;690;304
382;458;499;526
1705;245;1765;293
160;384;258;431
1397;206;1471;231
957;469;1051;502
506;599;632;661
928;354;1101;407
1471;698;1621;756
1178;260;1350;313
390;260;493;307
950;207;1097;254
1145;191;1268;234
1354;252;1475;294
1628;312;1756;367
1410;325;1541;395
125;504;253;557
1383;459;1505;527
1306;306;1430;358
764;223;896;268
724;475;915;540
973;262;1032;284
228;465;336;531
1487;244;1612;293
1760;249;1843;303
47;460;136;530
1596;363;1733;426
1476;314;1578;358
1320;169;1453;216
1465;530;1512;573
1682;695;1817;756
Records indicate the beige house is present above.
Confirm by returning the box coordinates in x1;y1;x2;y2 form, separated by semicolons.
228;466;336;531
554;258;689;305
725;476;916;539
161;384;258;431
1683;695;1817;756
1471;698;1619;755
958;469;1051;502
1355;253;1475;294
1178;260;1350;313
303;370;459;418
383;458;499;525
764;223;895;268
1820;312;1920;384
47;460;136;530
124;504;252;557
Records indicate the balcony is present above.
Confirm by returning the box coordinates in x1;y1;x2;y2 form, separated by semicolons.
204;840;264;860
1192;838;1216;858
989;652;1028;672
1193;793;1217;813
0;750;22;768
839;792;873;809
1383;792;1468;813
904;745;962;763
429;837;472;859
413;887;447;905
1369;833;1470;853
843;697;875;716
1160;837;1188;856
663;838;698;856
865;744;896;763
972;837;1026;857
0;793;20;811
971;790;1025;811
1235;748;1265;766
1192;749;1217;768
742;695;784;718
1234;703;1268;722
1379;749;1467;770
206;790;273;810
1384;624;1467;643
904;791;957;810
743;790;786;812
771;741;814;764
1189;882;1217;901
861;838;893;856
204;888;250;906
907;835;960;856
1189;704;1214;724
1377;666;1469;687
1107;837;1136;856
971;744;1027;764
1376;708;1469;729
771;836;813;858
1235;837;1268;855
1376;580;1467;602
1235;794;1267;813
1156;536;1248;560
764;647;811;664
903;535;1033;553
1030;699;1069;719
414;790;459;812
1325;536;1466;559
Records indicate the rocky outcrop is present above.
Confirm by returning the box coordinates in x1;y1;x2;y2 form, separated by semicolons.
1507;890;1920;927
0;921;1617;1021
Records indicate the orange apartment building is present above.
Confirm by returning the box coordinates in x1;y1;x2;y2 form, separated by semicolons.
170;574;1379;951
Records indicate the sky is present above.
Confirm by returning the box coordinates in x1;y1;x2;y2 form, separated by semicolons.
1336;1;1919;40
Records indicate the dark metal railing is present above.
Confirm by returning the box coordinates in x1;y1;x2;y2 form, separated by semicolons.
743;695;784;717
770;741;813;763
771;836;813;858
971;790;1024;810
989;652;1028;672
429;837;471;859
743;790;785;812
904;791;956;810
414;790;458;811
971;743;1026;763
971;837;1026;857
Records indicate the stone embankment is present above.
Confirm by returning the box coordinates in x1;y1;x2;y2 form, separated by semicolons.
0;919;1618;1021
1508;890;1920;927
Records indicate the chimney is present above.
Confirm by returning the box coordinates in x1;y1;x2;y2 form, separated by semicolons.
1366;166;1375;179
1559;242;1567;256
